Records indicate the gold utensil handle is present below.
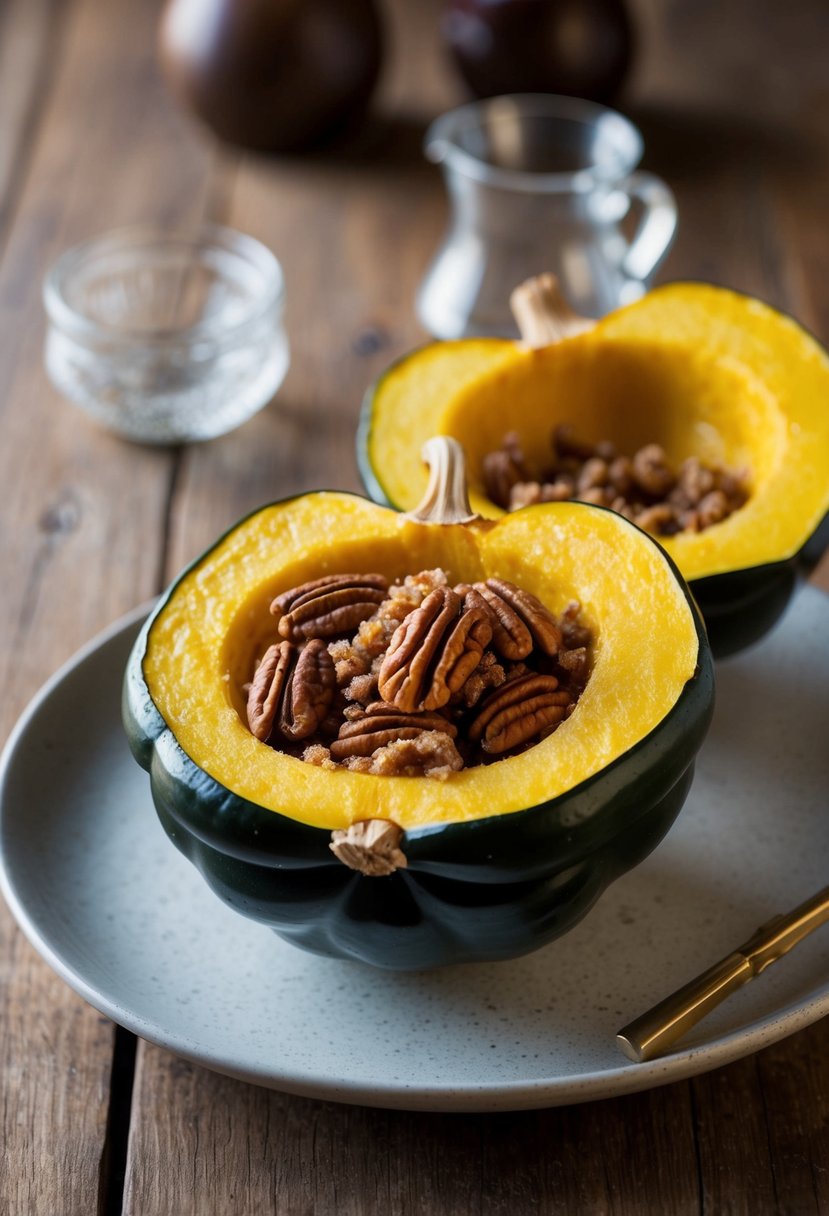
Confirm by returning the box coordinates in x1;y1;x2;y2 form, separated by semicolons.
617;884;829;1063
617;952;752;1062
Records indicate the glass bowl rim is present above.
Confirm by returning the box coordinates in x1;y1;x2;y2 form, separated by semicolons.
43;223;286;348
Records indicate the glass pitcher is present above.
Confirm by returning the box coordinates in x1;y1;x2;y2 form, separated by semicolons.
416;94;677;339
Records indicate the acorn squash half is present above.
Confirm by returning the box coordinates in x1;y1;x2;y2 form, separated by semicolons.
124;439;713;969
358;281;829;656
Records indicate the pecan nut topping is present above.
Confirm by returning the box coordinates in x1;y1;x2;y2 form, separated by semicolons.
246;639;335;743
247;563;593;776
330;702;457;760
468;673;572;754
246;640;294;741
273;573;389;642
483;450;523;509
457;583;532;660
487;427;749;538
280;638;337;740
461;578;561;659
482;432;530;507
377;587;492;712
509;479;573;510
631;443;676;499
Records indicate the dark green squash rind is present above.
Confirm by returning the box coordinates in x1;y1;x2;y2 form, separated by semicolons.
691;560;799;658
354;357;399;510
122;497;714;969
154;764;695;969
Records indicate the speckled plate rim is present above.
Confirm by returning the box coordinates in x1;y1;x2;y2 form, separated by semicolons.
1;599;828;1113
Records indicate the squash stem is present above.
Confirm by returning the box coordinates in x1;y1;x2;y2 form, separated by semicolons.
330;819;407;876
404;435;479;525
510;272;595;349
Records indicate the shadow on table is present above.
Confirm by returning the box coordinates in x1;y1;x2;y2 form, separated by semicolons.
628;101;816;179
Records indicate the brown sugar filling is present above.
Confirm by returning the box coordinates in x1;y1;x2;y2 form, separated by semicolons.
244;568;593;779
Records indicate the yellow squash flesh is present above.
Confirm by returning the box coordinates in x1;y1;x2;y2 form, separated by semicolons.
365;284;829;581
143;493;699;832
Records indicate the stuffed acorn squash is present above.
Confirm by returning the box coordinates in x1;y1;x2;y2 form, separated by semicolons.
359;279;829;656
124;438;714;969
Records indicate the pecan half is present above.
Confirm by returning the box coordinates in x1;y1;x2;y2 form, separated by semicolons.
330;702;457;760
483;450;522;509
632;444;676;499
246;639;335;743
468;673;572;754
458;583;532;660
467;578;561;659
279;638;337;740
482;433;531;508
377;587;492;712
273;573;389;642
246;641;294;742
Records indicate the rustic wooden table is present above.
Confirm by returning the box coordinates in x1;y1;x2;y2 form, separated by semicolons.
2;0;828;1211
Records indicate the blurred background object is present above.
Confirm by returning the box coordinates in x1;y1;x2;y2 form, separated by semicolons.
158;0;384;153
442;0;634;105
416;93;676;337
43;225;289;443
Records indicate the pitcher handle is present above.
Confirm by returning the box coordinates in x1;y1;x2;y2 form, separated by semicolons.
620;171;678;283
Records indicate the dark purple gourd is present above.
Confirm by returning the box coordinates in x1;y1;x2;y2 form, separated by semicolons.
158;0;384;153
443;0;633;103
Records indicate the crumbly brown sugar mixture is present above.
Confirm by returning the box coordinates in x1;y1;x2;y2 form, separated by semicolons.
244;569;592;779
484;425;749;536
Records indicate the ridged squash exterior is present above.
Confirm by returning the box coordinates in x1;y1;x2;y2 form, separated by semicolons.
124;491;714;969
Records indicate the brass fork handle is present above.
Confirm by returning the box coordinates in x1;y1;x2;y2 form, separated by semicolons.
616;884;829;1063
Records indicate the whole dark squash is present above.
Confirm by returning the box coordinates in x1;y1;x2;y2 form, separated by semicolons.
358;281;829;656
123;439;713;969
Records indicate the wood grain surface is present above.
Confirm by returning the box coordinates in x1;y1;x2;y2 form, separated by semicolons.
1;0;828;1213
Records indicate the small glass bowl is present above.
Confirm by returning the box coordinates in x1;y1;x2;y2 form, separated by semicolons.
43;225;289;444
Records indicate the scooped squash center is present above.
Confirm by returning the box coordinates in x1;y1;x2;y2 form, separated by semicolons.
445;338;782;528
144;493;700;831
366;285;829;582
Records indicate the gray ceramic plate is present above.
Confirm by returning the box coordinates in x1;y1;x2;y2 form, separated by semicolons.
1;589;828;1112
